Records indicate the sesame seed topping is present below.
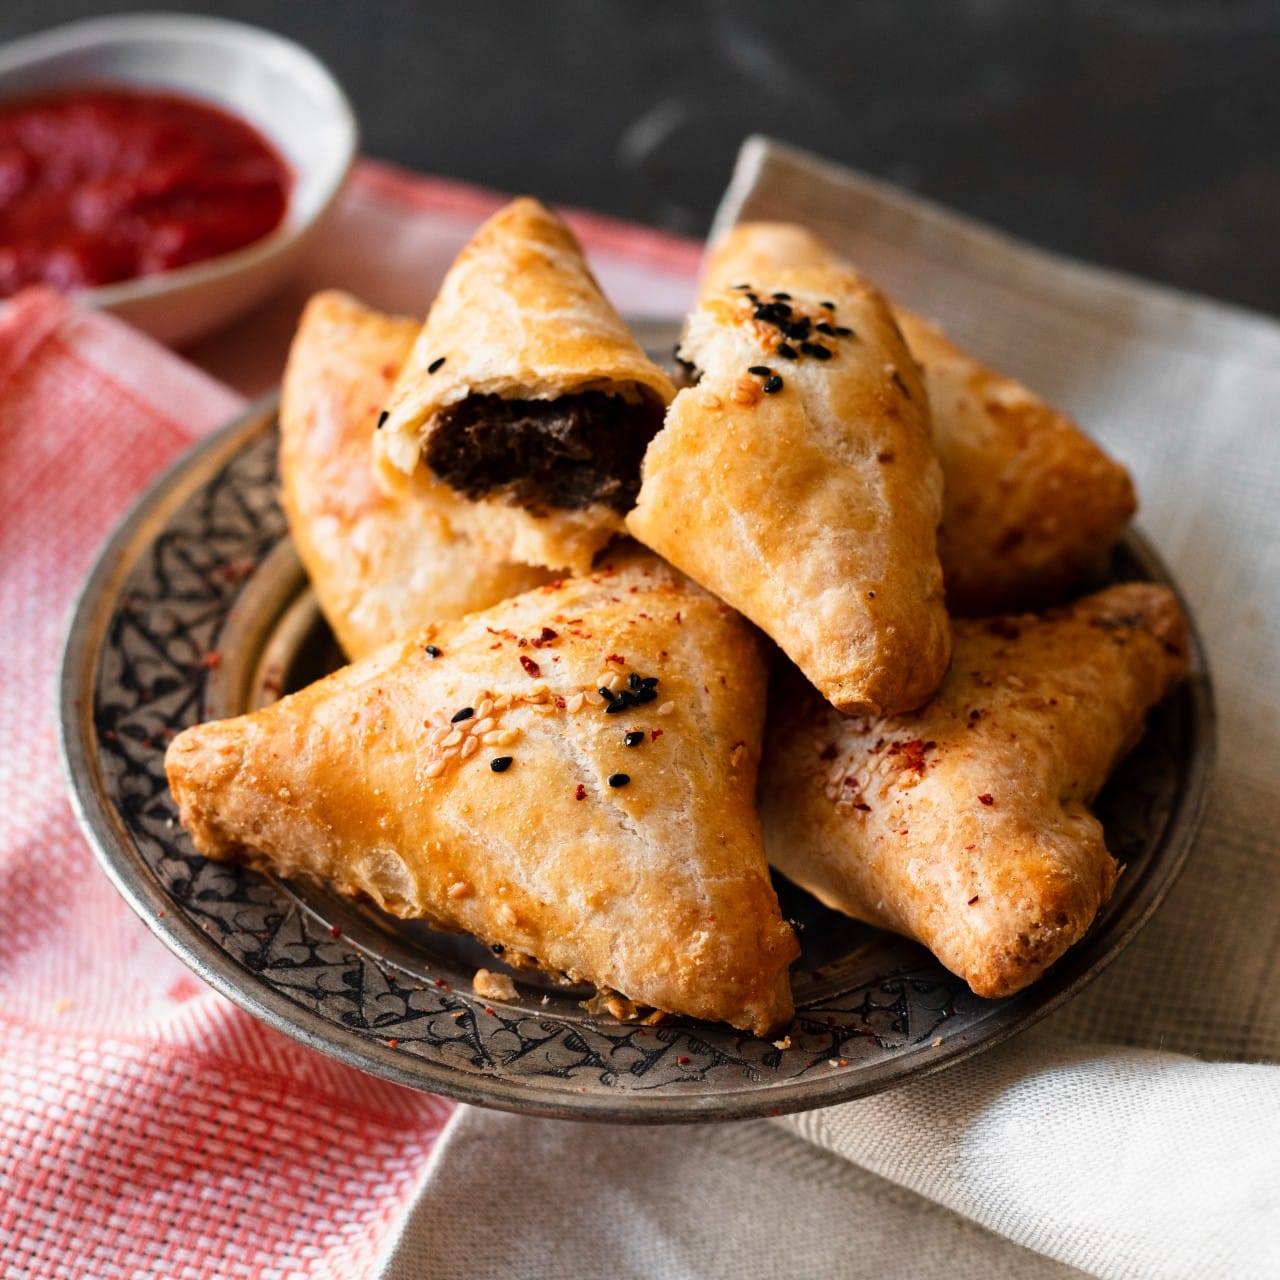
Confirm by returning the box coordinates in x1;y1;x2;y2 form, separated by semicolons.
657;701;675;716
424;761;446;779
772;291;792;300
732;282;751;290
748;365;772;377
815;321;836;336
608;773;631;788
490;756;513;773
776;343;798;359
376;411;388;430
820;300;835;309
800;342;832;360
780;317;811;341
835;325;854;337
427;356;446;374
460;736;479;759
424;644;442;658
623;730;645;747
451;707;474;723
762;375;784;394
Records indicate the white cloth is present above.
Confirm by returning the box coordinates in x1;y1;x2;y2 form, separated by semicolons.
378;138;1280;1280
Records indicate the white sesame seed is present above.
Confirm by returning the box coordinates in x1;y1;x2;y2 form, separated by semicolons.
460;736;479;759
443;729;464;748
476;699;494;719
657;701;675;716
566;692;585;714
425;761;446;779
470;717;495;735
496;728;521;746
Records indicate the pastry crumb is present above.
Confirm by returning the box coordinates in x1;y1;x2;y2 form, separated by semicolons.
473;968;516;1001
772;1035;792;1050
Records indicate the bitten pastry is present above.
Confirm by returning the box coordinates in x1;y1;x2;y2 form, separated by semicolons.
628;224;950;716
375;198;677;575
166;553;798;1036
759;582;1189;998
893;310;1137;615
701;221;1136;614
280;290;552;659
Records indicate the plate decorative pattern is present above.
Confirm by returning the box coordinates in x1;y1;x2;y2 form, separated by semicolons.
61;397;1214;1122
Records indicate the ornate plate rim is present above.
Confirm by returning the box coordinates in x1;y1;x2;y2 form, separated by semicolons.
59;395;1216;1123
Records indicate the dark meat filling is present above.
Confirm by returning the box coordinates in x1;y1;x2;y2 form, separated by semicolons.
424;391;665;513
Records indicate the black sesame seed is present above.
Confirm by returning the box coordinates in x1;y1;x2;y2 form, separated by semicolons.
599;687;614;700
376;410;388;430
490;756;513;772
605;698;629;715
745;292;759;303
891;369;911;397
732;283;751;290
491;942;505;954
815;321;836;336
608;773;631;788
631;688;658;705
748;365;772;377
820;300;835;309
763;375;784;394
425;644;441;658
834;326;854;337
639;675;660;689
800;342;832;361
772;291;792;301
780;317;811;341
627;672;644;690
451;707;475;723
776;342;798;359
427;356;446;374
624;730;645;747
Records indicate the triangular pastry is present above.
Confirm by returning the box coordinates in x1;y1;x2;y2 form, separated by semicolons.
759;582;1188;998
280;290;552;659
627;222;950;716
375;199;676;576
166;553;798;1035
700;221;1136;614
892;309;1137;615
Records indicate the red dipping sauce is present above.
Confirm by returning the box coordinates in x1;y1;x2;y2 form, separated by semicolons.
0;86;291;297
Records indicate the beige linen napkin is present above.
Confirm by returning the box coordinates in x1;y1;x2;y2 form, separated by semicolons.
378;138;1280;1280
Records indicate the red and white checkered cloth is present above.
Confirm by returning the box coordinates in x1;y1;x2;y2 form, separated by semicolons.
0;164;699;1279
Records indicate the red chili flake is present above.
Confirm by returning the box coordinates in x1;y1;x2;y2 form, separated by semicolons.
650;728;664;742
964;843;976;851
519;655;540;677
554;696;566;709
674;612;682;624
103;729;117;741
329;926;342;938
676;1056;690;1065
978;794;994;806
484;1007;495;1016
967;896;980;906
388;1038;399;1047
433;978;445;987
605;653;625;665
575;783;587;801
853;802;871;812
531;626;558;647
201;651;222;669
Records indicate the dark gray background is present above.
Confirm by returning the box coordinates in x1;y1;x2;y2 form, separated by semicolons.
3;1;1277;314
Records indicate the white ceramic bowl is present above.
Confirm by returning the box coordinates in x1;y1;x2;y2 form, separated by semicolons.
0;14;357;345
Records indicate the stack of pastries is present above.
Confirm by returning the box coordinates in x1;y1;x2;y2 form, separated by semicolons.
165;198;1186;1036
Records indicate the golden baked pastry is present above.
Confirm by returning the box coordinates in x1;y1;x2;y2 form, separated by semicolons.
279;290;551;659
759;582;1189;998
166;552;799;1036
628;223;950;716
894;310;1137;615
375;198;677;575
700;221;1136;614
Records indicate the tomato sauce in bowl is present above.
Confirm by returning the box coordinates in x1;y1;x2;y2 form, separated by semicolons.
0;86;291;297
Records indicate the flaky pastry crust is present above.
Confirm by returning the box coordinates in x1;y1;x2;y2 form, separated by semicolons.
759;583;1189;998
166;551;798;1036
279;291;551;658
628;224;950;716
375;198;675;574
